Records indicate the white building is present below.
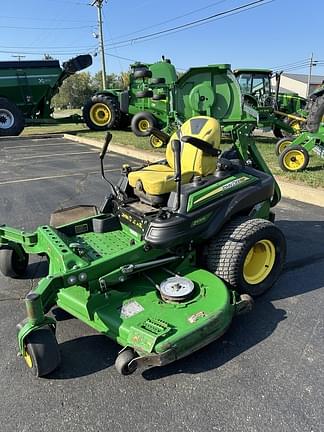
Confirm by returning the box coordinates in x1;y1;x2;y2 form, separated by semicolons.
271;73;324;98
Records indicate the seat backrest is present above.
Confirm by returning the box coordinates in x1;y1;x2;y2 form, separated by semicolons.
165;116;221;176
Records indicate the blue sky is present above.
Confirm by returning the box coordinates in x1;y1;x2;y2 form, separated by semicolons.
1;0;323;77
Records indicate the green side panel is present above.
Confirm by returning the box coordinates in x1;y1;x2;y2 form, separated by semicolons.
0;65;63;116
187;173;258;212
149;61;177;85
56;266;234;357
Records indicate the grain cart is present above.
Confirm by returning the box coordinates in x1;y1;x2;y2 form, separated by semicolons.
0;54;92;136
233;68;307;137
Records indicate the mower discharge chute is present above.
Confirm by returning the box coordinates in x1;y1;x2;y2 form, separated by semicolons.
0;114;286;377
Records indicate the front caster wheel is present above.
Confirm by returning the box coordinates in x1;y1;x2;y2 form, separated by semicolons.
0;245;29;278
115;349;137;375
23;326;60;377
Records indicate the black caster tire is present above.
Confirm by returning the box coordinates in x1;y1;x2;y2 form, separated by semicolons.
131;112;158;137
23;326;60;377
203;218;286;297
236;294;254;315
275;137;293;156
133;69;152;79
278;144;309;172
0;245;29;278
115;349;137;375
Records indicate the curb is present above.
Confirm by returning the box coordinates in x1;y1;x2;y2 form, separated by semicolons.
64;134;324;208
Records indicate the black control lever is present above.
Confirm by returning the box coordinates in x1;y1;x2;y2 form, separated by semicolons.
172;139;181;211
100;132;112;159
181;135;221;157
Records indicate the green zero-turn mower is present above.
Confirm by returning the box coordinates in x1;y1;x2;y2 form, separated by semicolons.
0;116;286;377
275;92;324;172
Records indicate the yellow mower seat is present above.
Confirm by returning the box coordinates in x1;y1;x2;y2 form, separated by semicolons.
128;116;221;196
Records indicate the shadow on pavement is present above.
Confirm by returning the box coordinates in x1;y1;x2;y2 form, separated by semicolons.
49;335;117;379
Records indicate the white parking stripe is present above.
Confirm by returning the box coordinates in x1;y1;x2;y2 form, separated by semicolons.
3;142;88;150
0;169;120;186
13;151;96;161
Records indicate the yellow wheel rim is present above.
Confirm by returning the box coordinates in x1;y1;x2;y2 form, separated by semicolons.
278;140;291;154
23;349;33;368
243;239;276;285
290;120;301;134
282;149;305;171
150;135;164;148
89;103;111;126
138;119;150;132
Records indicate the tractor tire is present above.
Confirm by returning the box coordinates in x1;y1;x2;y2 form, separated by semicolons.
149;134;165;149
135;90;153;98
0;245;29;278
131;112;158;137
150;77;166;85
272;125;284;139
203;218;286;297
278;144;309;172
282;116;303;136
306;94;324;133
0;97;25;137
83;95;121;131
23;326;60;377
133;69;152;79
275;137;293;156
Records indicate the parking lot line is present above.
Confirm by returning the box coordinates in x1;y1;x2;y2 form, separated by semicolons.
3;142;88;150
0;170;121;186
13;151;96;161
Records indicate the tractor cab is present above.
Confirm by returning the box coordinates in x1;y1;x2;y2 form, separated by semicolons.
234;69;273;107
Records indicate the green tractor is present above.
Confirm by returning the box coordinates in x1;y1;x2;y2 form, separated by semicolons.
0;114;286;377
233;68;307;138
275;91;324;171
82;58;177;137
83;60;256;148
0;55;92;136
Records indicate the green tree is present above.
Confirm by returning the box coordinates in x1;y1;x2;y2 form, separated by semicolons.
91;71;126;91
53;72;94;109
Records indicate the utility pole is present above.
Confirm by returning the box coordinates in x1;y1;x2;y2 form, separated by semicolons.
306;53;318;97
91;0;107;90
12;55;26;61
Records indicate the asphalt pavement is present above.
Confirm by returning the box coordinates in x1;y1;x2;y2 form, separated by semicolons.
0;135;323;432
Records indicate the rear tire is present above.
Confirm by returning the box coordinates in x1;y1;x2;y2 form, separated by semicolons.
203;218;286;297
0;97;25;136
83;95;121;131
131;112;158;137
0;245;29;278
23;326;60;377
133;69;152;79
306;94;324;132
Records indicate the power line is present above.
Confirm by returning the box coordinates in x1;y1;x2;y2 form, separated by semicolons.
109;0;230;42
104;0;274;48
0;25;94;31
